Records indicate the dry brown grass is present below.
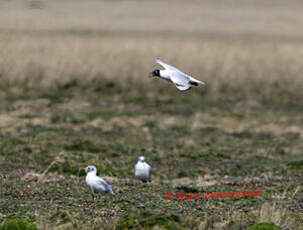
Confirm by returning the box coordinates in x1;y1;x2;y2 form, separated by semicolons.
1;0;303;101
2;0;303;37
1;34;303;100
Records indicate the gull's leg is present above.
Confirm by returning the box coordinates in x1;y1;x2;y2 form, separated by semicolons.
90;187;95;201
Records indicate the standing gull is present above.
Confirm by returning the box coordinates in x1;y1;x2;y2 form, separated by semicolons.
135;156;152;183
85;165;115;195
149;59;205;91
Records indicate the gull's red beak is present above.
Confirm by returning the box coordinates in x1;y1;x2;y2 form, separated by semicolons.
149;72;154;78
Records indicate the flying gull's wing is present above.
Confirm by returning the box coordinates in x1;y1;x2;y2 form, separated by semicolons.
156;59;183;73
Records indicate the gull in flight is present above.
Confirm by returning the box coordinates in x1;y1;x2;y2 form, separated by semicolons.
149;59;205;91
85;165;115;195
135;156;152;183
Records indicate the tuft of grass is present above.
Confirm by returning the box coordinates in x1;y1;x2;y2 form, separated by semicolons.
177;171;189;178
41;92;71;104
48;162;85;176
50;113;85;124
200;126;219;134
64;140;101;153
130;97;149;104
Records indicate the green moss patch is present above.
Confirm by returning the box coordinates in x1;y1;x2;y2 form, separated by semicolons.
247;222;281;230
115;212;183;230
287;160;303;171
0;219;37;230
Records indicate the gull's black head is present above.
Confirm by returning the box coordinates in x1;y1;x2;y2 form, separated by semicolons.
149;69;160;78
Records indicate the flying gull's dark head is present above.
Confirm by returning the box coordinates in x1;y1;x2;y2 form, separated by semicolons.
149;69;160;78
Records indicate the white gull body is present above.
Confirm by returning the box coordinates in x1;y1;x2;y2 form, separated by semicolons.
150;59;205;91
85;165;115;194
134;156;152;183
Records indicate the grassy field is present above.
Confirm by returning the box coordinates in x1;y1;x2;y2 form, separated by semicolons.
0;0;303;229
